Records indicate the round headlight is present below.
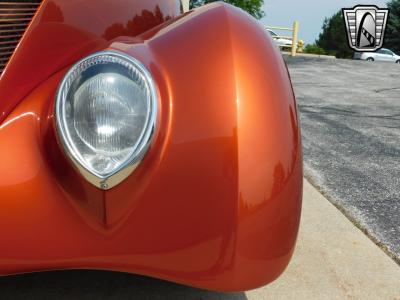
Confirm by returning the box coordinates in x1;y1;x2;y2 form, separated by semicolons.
55;51;157;190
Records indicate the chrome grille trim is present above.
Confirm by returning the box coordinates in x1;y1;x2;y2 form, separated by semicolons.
0;0;42;75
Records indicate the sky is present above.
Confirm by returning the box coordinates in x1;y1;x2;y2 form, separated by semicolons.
261;0;388;44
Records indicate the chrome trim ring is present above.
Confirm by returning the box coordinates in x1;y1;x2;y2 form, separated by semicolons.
55;50;158;190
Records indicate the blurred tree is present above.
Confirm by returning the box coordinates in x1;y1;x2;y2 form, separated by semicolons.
189;0;203;9
190;0;265;19
384;0;400;53
316;11;353;58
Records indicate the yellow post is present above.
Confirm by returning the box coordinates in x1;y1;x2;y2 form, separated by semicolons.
291;21;299;57
182;0;190;12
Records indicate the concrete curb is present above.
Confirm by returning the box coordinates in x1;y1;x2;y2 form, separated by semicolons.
246;179;400;299
282;51;337;60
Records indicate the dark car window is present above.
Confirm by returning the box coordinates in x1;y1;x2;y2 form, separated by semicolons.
381;49;393;56
386;50;394;56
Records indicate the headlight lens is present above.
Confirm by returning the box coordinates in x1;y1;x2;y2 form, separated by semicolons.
55;51;157;189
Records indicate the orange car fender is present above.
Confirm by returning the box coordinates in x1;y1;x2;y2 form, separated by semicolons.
0;3;302;292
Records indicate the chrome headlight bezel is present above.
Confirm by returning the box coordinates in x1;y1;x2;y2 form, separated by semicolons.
55;50;158;190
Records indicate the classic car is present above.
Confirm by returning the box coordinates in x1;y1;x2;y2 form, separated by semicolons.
0;0;302;292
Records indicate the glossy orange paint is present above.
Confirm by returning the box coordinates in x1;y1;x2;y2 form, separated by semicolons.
0;0;180;124
0;1;302;292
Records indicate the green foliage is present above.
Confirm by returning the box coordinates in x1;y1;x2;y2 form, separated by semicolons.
304;44;326;55
384;0;400;54
316;11;353;58
190;0;265;19
189;0;203;9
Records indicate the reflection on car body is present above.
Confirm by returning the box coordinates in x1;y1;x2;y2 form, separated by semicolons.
0;0;302;292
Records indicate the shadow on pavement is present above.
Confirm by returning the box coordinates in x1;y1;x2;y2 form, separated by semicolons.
0;270;247;299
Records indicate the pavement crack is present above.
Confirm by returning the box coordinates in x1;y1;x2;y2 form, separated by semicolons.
300;105;400;121
374;87;400;93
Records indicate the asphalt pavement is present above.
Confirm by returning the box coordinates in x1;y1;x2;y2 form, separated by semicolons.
286;56;400;262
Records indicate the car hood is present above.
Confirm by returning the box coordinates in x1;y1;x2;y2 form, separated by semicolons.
0;0;180;124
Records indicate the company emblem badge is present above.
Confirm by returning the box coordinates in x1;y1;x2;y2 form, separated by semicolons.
342;5;389;52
